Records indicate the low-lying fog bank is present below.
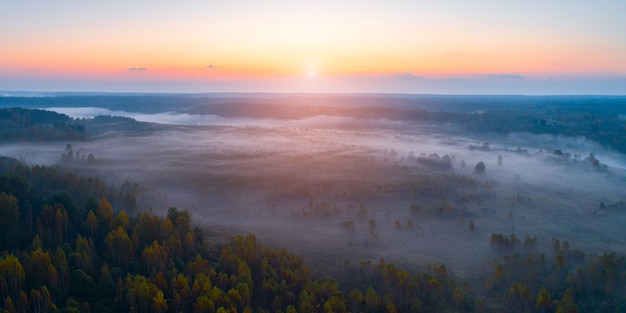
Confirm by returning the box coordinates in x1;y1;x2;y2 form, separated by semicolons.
2;113;625;280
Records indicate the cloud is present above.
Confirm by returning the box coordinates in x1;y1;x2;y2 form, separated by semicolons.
206;65;216;69
389;73;426;80
486;74;526;80
128;67;148;71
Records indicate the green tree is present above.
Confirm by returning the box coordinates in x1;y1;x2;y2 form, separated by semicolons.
126;275;164;313
297;290;315;313
104;226;134;267
71;269;95;299
193;295;214;313
0;174;29;207
72;235;91;271
111;210;130;232
171;274;191;313
42;190;78;225
453;287;465;309
54;207;69;246
132;213;163;250
348;289;363;313
0;192;19;229
167;207;192;238
535;286;552;313
53;248;70;298
30;285;57;313
85;210;97;239
96;198;114;231
4;296;17;313
16;291;28;313
0;255;25;302
28;249;58;292
161;217;175;239
0;193;19;248
505;282;533;312
364;287;380;313
556;287;578;313
141;241;168;276
38;204;62;247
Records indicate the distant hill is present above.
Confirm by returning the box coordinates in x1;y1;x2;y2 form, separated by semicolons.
79;115;164;138
0;107;87;142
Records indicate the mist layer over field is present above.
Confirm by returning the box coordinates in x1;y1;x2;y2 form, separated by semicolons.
2;95;626;279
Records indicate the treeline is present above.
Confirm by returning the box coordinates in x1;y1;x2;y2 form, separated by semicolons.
339;259;474;312
452;109;626;155
0;157;468;313
2;156;626;312
0;108;87;142
0;107;160;142
483;248;626;312
3;98;626;153
0;195;206;312
193;99;626;154
0;157;140;249
79;115;160;138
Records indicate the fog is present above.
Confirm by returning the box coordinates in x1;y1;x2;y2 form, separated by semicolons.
3;105;626;281
45;106;409;130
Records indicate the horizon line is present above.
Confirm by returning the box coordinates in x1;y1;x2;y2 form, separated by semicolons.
2;90;626;98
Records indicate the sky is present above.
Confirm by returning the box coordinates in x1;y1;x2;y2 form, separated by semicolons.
1;1;625;94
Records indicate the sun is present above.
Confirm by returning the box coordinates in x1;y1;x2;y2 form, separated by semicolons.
308;70;316;78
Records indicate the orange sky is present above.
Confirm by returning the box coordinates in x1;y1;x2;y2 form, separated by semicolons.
1;1;625;93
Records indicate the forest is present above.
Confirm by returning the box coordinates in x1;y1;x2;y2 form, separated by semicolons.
1;96;626;312
0;157;465;313
0;109;86;142
2;95;625;153
0;156;625;313
0;157;625;313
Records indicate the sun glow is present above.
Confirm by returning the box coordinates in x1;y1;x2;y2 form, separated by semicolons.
1;2;625;93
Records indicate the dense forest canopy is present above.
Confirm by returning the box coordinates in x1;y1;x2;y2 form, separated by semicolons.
0;108;86;142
